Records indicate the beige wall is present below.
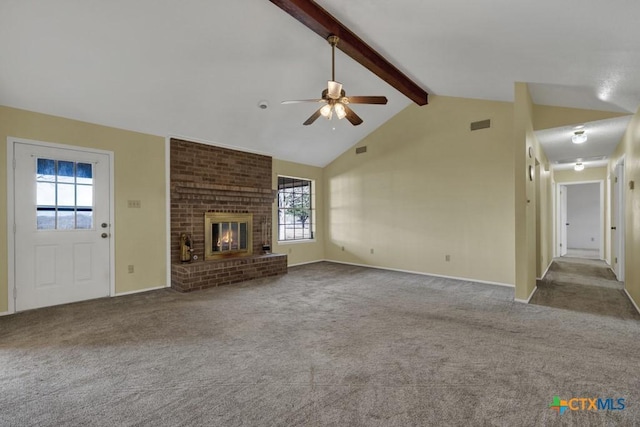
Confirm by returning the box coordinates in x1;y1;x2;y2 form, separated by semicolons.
323;96;515;285
609;106;640;310
514;83;539;300
0;106;166;313
272;159;325;266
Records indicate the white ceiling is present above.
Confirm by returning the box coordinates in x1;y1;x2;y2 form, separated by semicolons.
1;1;639;167
536;115;632;170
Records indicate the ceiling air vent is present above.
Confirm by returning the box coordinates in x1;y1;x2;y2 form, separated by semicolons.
470;119;491;131
355;146;367;154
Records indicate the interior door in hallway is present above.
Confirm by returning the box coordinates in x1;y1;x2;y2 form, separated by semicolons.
13;141;112;311
559;185;568;256
612;161;625;281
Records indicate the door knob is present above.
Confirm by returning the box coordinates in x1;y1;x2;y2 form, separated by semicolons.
101;233;109;238
101;223;108;228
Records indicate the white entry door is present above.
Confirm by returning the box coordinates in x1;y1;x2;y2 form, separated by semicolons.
13;141;112;311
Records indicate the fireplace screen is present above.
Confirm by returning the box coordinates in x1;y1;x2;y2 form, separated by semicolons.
204;213;253;260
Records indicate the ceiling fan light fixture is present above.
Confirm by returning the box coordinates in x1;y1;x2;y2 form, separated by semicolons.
574;162;585;171
572;130;587;144
320;103;332;118
334;103;346;120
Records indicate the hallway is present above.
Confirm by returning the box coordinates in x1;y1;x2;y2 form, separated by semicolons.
531;257;639;320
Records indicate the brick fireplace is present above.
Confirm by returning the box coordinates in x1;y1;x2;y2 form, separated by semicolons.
170;138;287;292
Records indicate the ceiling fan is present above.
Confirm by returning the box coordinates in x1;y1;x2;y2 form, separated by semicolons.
282;35;388;126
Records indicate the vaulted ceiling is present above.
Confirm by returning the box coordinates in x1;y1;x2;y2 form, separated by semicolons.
2;1;639;167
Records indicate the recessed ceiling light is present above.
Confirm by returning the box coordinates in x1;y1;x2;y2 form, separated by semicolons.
572;130;587;144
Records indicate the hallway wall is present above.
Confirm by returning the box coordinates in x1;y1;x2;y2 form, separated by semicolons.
609;106;640;311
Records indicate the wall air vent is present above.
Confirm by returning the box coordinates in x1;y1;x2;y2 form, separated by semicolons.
470;119;491;131
355;146;367;154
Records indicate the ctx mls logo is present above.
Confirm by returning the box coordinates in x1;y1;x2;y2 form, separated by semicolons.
549;396;626;414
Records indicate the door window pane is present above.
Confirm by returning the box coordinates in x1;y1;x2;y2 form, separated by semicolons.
57;183;75;206
35;158;94;230
57;161;75;183
37;182;56;205
37;210;55;230
76;185;92;207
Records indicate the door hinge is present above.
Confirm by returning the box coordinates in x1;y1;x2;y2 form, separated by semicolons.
13;158;16;169
559;243;563;247
615;177;618;183
615;257;618;264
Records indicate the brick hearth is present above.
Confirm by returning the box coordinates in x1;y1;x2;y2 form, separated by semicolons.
170;138;287;291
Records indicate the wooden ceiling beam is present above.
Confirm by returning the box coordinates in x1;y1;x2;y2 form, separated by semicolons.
269;0;428;106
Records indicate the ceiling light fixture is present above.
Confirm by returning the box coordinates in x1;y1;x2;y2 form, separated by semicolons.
574;162;585;171
572;130;587;144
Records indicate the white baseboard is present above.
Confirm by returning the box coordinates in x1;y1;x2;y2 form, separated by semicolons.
324;259;515;288
288;260;324;268
0;310;13;317
537;261;553;281
514;286;538;304
114;285;167;297
624;289;640;315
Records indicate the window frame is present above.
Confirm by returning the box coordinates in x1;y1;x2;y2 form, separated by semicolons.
277;175;315;242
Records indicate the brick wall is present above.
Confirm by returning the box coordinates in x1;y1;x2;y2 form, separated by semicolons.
170;138;286;291
170;138;275;263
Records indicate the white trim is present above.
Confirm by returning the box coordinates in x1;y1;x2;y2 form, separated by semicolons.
324;259;515;288
0;310;12;317
165;136;172;288
276;239;317;245
555;179;605;259
536;260;553;281
6;137;16;314
6;137;115;314
515;286;538;304
115;285;167;297
624;289;640;315
287;260;324;267
108;146;116;297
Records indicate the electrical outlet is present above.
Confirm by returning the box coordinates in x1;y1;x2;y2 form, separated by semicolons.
127;200;141;208
128;265;134;273
445;255;451;262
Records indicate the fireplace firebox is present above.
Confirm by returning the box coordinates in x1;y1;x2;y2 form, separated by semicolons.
204;213;253;260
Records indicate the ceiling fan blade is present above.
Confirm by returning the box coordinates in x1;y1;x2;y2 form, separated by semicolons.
282;99;325;104
344;96;388;105
344;105;363;126
327;81;343;99
303;108;323;126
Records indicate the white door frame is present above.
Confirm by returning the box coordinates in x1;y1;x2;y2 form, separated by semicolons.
6;137;115;314
555;179;605;259
613;158;625;281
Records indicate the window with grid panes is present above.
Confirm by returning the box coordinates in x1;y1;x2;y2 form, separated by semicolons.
277;176;314;241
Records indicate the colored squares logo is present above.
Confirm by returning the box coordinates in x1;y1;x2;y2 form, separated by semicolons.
550;396;569;414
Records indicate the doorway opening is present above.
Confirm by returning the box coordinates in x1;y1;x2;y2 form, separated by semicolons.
555;180;604;260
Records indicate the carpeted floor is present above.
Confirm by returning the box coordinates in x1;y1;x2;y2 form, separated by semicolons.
532;257;640;319
1;261;639;426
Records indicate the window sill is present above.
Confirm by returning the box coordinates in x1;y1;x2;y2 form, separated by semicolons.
276;239;317;245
